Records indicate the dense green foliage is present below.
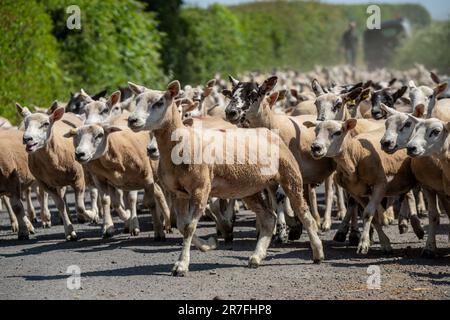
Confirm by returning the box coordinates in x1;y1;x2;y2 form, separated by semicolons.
0;0;440;122
42;0;165;93
393;20;450;73
0;0;65;121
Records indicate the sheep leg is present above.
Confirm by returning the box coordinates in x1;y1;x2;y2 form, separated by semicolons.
73;183;99;224
406;190;424;239
243;193;276;268
398;192;411;234
321;175;334;231
307;185;321;227
125;190;140;236
46;186;77;241
144;184;165;240
336;184;347;220
153;182;172;233
38;187;51;228
25;187;37;223
349;201;361;246
381;197;395;226
108;187;132;233
89;187;100;219
172;188;212;277
282;180;323;263
416;189;428;217
436;195;450;242
97;181;114;238
334;196;355;243
10;193;34;240
357;184;386;255
421;188;440;258
2;196;18;233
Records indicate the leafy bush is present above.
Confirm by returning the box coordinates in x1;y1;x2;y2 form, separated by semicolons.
393;21;450;73
172;4;245;84
42;0;166;93
0;0;66;122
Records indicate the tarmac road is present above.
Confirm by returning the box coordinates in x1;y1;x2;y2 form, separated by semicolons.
0;191;449;300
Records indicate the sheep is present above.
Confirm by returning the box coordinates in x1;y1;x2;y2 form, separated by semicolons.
224;79;338;231
405;77;449;121
66;120;171;240
16;104;99;241
406;117;450;247
0;128;39;239
128;79;324;276
305;119;417;254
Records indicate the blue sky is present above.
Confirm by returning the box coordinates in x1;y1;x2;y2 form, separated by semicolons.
184;0;450;20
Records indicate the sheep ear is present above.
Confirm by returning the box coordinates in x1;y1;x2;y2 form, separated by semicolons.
311;79;324;96
267;91;280;107
407;114;421;124
414;104;426;118
408;80;416;89
388;78;397;86
64;128;78;138
343;119;357;131
380;103;398;116
259;76;278;95
50;107;65;122
48;101;60;115
203;79;216;97
228;75;239;88
303;121;318;128
16;103;31;118
167;80;181;98
107;91;121;109
103;125;122;134
277;90;287;102
434;82;448;96
360;88;371;101
393;86;407;102
80;89;94;103
343;87;362;102
221;89;232;99
290;88;299;99
92;89;107;101
400;97;411;105
128;81;146;95
430;72;441;84
445;122;450;133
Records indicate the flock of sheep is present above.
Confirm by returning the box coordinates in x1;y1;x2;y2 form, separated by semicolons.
1;64;449;276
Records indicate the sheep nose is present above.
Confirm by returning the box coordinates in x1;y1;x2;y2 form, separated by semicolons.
147;146;158;156
128;117;138;126
75;151;85;160
407;145;417;155
381;140;392;149
226;108;239;120
311;143;322;153
23;136;33;144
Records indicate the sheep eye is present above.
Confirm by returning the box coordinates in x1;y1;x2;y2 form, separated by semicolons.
101;108;109;114
333;130;342;137
430;129;441;137
404;121;412;128
96;133;104;139
41;122;50;128
428;95;434;99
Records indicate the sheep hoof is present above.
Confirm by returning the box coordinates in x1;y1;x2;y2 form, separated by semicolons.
171;264;188;277
102;227;115;239
321;221;331;232
414;228;425;240
356;242;370;255
288;227;302;241
224;235;234;243
76;215;88;224
421;249;436;259
154;234;166;242
348;230;361;246
313;258;323;264
11;223;19;233
398;224;408;234
31;218;38;223
248;255;261;268
131;228;140;236
29;227;36;235
18;232;30;240
333;231;347;243
66;232;78;241
42;221;51;228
